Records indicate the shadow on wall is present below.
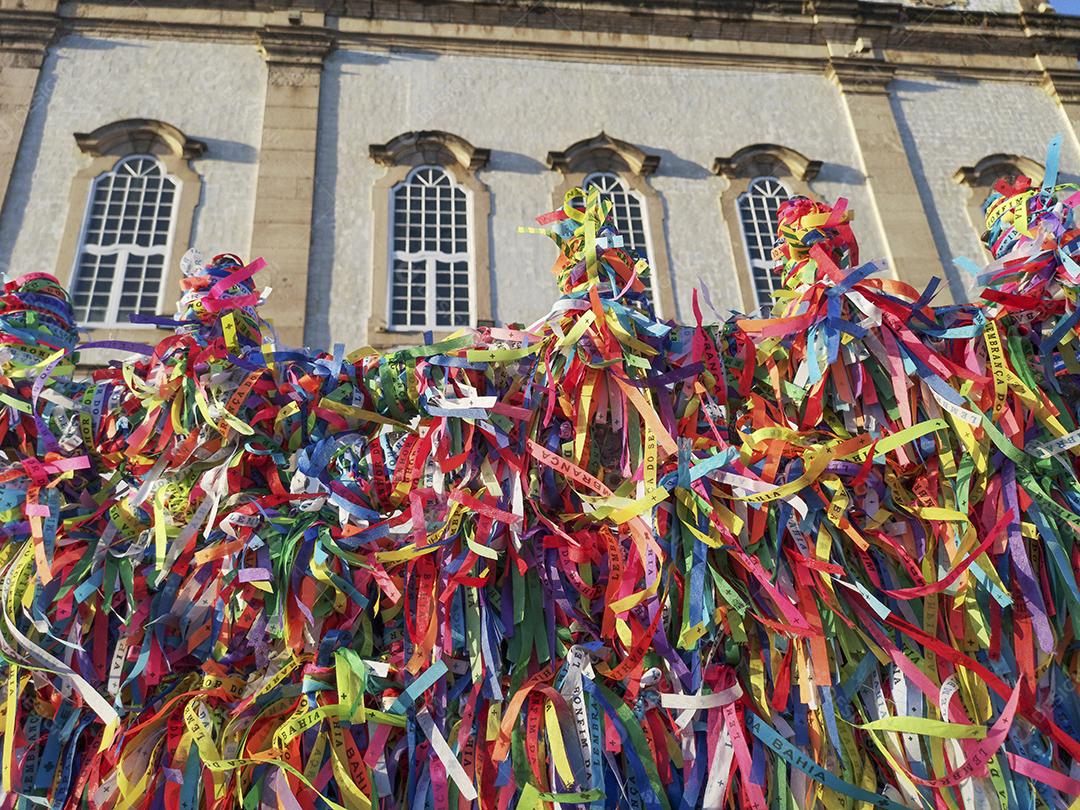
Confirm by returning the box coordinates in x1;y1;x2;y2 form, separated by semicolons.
304;54;341;351
198;139;258;164
486;166;499;324
637;146;711;180
816;163;864;187
483;151;543;324
488;151;547;175
306;48;433;348
53;37;143;52
887;80;964;301
336;49;432;75
0;51;60;278
187;139;260;263
637;142;709;320
656;183;679;320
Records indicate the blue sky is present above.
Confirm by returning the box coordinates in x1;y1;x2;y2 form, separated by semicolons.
1054;0;1080;13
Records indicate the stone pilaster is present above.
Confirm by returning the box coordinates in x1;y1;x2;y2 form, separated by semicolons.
827;55;943;295
0;6;57;218
250;26;332;348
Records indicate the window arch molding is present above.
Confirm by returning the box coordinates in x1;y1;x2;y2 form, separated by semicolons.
368;130;493;348
56;119;205;338
546;133;675;320
954;154;1045;249
713;144;822;313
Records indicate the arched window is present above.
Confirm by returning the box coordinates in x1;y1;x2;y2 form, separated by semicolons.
713;144;821;313
737;177;790;309
368;131;492;347
954;154;1044;254
389;165;471;330
70;155;177;325
582;171;653;303
57;119;204;340
547;134;674;319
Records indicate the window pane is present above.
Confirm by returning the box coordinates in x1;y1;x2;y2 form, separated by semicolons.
388;166;472;329
116;253;165;319
70;252;117;324
389;259;426;327
737;177;790;309
583;172;654;305
71;155;176;325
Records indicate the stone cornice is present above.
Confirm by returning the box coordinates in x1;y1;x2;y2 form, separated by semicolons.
9;1;1079;84
1043;68;1080;106
0;9;60;60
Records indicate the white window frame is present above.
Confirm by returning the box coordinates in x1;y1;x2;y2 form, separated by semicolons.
70;154;180;328
736;175;791;310
582;170;660;317
385;165;476;332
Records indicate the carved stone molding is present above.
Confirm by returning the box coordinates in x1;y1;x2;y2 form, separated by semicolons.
954;153;1044;187
713;144;822;183
954;153;1044;252
369;131;490;172
802;0;861;16
826;57;897;94
256;26;333;67
74;119;207;160
1043;68;1080;106
0;9;59;66
546;133;659;177
0;2;1076;82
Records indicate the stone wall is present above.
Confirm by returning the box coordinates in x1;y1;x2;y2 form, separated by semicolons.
1;0;1078;352
892;75;1080;298
308;49;880;349
0;35;265;292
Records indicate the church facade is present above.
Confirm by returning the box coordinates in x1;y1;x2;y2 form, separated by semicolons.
0;0;1077;354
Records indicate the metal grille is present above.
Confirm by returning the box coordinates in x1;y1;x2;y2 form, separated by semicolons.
70;155;176;325
583;172;656;311
389;166;471;329
737;176;790;309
